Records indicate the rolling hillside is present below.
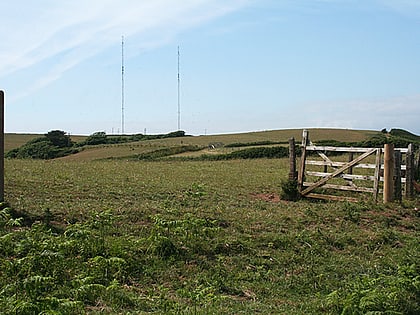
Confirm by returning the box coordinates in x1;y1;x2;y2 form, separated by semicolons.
57;128;379;161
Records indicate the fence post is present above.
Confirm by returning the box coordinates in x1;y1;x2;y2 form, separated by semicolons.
405;144;414;199
416;148;420;178
298;129;308;192
288;137;297;181
373;148;382;201
348;152;354;175
0;91;3;202
383;143;395;203
394;150;402;202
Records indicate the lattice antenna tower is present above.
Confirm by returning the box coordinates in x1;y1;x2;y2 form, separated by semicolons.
121;35;125;134
177;45;181;131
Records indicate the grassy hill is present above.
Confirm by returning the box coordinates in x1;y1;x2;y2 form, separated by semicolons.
55;128;379;161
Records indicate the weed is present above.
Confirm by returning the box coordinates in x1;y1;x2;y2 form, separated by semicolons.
326;264;420;314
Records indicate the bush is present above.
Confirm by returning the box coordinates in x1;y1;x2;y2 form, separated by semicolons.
82;131;108;145
45;130;73;148
196;146;289;161
227;146;288;159
280;179;300;201
6;130;78;159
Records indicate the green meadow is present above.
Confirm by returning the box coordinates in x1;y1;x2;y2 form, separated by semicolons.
1;129;419;314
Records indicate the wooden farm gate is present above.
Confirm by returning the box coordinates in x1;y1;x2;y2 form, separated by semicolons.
289;130;417;202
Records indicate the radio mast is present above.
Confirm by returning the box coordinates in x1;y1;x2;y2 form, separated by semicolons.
121;35;125;134
177;45;181;131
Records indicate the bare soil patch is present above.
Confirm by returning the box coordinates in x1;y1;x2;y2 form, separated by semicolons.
250;192;282;202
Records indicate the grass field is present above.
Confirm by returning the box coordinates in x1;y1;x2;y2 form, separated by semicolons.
1;129;419;314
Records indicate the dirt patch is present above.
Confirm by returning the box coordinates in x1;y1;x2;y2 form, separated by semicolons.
251;193;281;203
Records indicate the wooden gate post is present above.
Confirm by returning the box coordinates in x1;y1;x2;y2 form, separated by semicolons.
383;143;395;203
405;144;414;199
394;150;402;202
288;137;297;181
0;91;4;202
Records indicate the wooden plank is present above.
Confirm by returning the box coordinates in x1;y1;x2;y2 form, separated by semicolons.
306;146;408;154
301;148;376;196
305;160;378;169
306;160;406;171
373;148;381;201
303;182;375;193
305;193;360;203
306;146;374;153
306;171;376;181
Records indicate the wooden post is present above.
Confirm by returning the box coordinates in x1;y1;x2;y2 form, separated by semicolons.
288;137;297;181
394;150;402;202
323;149;328;173
373;148;381;201
0;91;3;202
298;130;308;191
405;144;414;199
348;152;354;175
383;143;395;203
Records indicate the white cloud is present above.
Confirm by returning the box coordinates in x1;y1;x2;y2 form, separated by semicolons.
0;0;249;98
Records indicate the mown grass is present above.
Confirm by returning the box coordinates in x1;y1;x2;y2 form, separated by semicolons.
2;157;419;314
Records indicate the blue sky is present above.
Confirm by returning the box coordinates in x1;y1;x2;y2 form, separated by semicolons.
1;0;419;135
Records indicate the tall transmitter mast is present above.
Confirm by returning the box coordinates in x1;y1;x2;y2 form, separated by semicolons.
121;35;125;134
177;45;181;131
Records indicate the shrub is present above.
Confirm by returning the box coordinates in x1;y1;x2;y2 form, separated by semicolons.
280;179;300;201
82;131;108;145
45;130;73;148
195;146;289;161
6;130;78;159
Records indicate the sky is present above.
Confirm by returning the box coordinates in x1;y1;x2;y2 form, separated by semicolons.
1;0;420;136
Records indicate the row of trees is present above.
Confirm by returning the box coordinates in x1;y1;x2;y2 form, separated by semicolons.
79;130;186;146
6;130;188;160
